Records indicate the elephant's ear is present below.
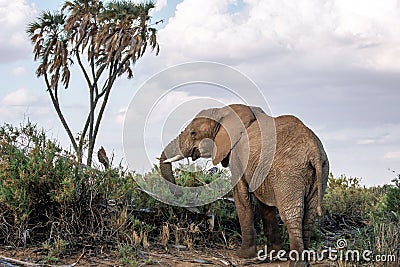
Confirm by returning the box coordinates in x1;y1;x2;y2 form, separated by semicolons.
212;125;231;165
212;104;256;165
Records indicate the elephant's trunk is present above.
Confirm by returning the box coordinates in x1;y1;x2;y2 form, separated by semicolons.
159;137;184;184
159;151;176;184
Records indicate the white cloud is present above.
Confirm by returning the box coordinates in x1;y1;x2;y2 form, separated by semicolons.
0;0;38;62
116;107;128;125
154;0;168;12
356;133;400;146
323;124;400;146
1;88;37;106
157;0;400;71
0;88;50;120
384;151;400;159
147;90;198;124
11;66;27;75
357;139;375;145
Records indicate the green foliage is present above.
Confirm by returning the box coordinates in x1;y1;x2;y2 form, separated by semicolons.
385;173;400;221
0;121;76;223
41;238;69;264
324;172;399;225
117;244;138;266
0;122;240;253
134;163;232;208
322;173;400;265
366;172;399;224
323;174;380;221
0;122;138;247
5;121;396;264
130;163;239;247
175;163;224;186
365;173;400;264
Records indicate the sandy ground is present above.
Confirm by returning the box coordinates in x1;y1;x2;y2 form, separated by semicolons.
0;246;336;267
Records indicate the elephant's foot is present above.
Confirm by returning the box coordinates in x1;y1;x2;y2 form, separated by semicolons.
289;260;311;267
267;243;282;259
236;245;257;259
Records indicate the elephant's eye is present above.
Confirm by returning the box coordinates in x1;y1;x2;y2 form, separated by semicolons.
190;130;196;137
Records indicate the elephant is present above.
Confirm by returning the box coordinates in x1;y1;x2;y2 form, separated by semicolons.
159;104;329;266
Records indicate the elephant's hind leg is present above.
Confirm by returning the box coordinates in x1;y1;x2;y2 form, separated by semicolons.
303;191;318;250
258;202;282;254
276;193;309;267
277;194;305;252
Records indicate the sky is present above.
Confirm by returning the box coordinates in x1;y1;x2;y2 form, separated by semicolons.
0;0;400;186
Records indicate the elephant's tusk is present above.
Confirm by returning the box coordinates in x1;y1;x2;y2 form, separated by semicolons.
163;154;184;163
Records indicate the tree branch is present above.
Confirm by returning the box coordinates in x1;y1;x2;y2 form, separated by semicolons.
91;55;130;148
44;72;79;156
54;81;59;105
76;51;93;90
90;49;99;97
97;63;114;99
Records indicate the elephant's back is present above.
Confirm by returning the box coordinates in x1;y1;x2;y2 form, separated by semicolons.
274;115;305;132
274;115;310;150
273;115;325;169
275;115;328;165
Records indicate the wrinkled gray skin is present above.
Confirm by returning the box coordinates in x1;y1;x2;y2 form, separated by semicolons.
159;104;329;267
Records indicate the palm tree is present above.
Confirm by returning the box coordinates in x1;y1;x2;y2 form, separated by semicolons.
27;11;77;155
27;0;159;166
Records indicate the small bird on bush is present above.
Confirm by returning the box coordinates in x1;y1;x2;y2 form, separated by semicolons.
97;146;109;169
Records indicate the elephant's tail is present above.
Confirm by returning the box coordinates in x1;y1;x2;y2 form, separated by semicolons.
310;130;329;217
315;162;323;217
310;154;325;217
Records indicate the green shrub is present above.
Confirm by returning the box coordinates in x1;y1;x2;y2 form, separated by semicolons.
367;173;400;265
41;237;69;264
368;172;399;224
117;244;138;266
322;173;400;265
0;122;77;222
130;164;239;248
0;121;139;248
0;121;238;250
323;174;381;224
385;174;400;221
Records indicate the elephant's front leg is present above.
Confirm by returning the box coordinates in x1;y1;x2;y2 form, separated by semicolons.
233;178;257;259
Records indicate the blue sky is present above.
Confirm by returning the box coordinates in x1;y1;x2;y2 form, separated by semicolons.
1;0;400;185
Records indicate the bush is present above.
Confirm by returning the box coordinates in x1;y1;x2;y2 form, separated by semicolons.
131;164;239;248
0;121;138;249
322;174;387;226
322;173;400;266
0;122;74;223
0;122;239;259
0;122;81;247
368;173;400;265
385;173;400;221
